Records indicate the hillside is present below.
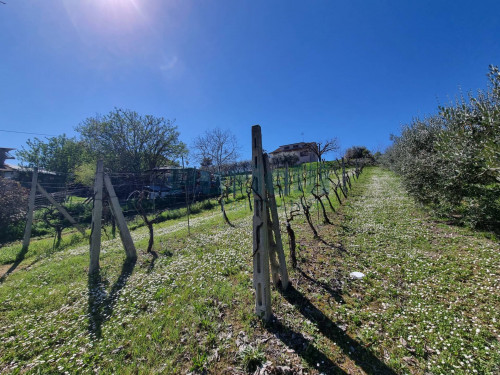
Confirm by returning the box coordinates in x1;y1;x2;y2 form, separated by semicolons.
0;167;499;374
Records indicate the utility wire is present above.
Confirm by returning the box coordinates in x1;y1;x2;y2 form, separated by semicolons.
0;129;57;137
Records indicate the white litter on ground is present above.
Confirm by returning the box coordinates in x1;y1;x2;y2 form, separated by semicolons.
350;271;365;279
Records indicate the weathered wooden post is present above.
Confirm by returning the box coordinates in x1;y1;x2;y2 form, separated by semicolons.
21;167;38;253
104;174;137;260
89;160;104;274
263;154;289;289
252;125;272;320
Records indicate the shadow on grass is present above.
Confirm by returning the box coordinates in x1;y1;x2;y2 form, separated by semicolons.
0;246;29;283
316;235;348;253
265;317;348;375
276;285;397;375
297;268;345;305
87;258;136;339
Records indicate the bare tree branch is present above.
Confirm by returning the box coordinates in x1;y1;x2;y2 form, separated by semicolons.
305;138;340;161
192;128;239;173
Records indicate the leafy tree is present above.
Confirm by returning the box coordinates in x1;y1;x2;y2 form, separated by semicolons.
0;177;29;243
0;177;28;224
73;161;96;187
76;108;187;173
387;116;446;205
200;157;213;171
16;135;89;180
344;146;373;160
271;153;299;168
385;65;500;229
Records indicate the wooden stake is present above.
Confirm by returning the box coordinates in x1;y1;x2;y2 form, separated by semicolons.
266;209;281;287
233;172;236;199
263;154;289;290
21;167;38;253
89;160;104;274
341;157;347;193
36;183;86;235
182;157;191;235
251;125;272;321
284;164;289;196
104;174;137;260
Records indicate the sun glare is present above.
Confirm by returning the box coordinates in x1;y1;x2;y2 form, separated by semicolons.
63;0;146;36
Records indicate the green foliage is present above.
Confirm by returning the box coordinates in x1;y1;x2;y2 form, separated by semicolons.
0;177;28;224
73;161;96;187
0;177;29;244
0;220;25;245
385;65;500;229
76;108;187;173
16;135;89;181
238;345;266;373
190;350;208;372
270;152;299;168
344;145;373;160
16;109;188;182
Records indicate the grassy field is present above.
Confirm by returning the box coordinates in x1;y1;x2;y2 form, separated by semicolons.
0;167;498;374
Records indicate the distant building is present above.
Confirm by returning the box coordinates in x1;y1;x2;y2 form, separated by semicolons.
0;148;16;179
0;148;66;193
269;142;318;165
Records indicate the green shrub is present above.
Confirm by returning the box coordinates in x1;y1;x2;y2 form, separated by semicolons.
385;65;500;230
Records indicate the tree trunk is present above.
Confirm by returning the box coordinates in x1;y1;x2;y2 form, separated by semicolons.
247;190;253;211
146;220;154;253
300;196;318;237
323;190;336;212
311;191;332;225
219;197;235;227
286;222;297;268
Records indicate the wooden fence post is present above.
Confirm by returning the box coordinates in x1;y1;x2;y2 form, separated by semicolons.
104;174;137;260
21;167;38;253
263;154;289;290
251;125;272;321
89;160;104;274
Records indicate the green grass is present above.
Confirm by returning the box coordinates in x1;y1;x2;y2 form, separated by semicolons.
0;167;498;374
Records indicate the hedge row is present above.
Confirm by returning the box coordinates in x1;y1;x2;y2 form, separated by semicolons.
384;66;500;230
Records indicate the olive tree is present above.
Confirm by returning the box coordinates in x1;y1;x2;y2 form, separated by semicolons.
385;65;500;229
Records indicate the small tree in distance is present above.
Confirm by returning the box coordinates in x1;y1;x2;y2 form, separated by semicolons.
344;146;373;160
192;128;239;227
305;138;340;162
193;128;239;173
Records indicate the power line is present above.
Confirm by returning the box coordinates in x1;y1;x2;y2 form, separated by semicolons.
0;129;57;137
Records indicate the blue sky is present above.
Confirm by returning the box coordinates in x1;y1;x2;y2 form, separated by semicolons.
1;0;499;165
